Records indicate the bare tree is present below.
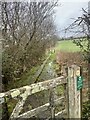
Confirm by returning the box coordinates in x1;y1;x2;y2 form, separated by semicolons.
65;2;90;100
1;1;58;89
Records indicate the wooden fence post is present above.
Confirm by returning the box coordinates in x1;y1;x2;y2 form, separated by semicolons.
68;66;75;118
49;86;55;119
62;65;69;118
68;65;82;118
65;67;69;118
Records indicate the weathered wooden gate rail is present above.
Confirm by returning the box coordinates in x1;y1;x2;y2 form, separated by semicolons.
0;76;67;119
0;65;82;119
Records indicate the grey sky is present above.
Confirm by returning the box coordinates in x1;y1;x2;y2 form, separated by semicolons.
54;1;88;37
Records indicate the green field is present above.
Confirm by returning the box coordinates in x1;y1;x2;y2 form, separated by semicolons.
55;40;81;52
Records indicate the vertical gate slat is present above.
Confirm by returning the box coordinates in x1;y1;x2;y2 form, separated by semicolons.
49;86;55;119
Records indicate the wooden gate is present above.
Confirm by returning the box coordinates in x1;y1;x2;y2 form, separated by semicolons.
0;65;82;119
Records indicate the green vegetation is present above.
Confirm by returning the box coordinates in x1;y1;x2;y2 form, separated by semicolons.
6;65;40;90
5;39;82;91
7;99;18;116
56;85;64;96
2;2;57;91
6;52;57;90
82;100;90;118
55;40;80;52
6;39;82;90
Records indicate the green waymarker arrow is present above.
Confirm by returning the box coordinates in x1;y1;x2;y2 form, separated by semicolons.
77;76;83;90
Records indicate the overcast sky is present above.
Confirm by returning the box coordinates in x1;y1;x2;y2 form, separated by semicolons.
54;1;88;38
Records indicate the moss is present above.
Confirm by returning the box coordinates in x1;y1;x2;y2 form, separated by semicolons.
6;65;40;90
7;99;18;116
55;86;64;96
82;100;90;118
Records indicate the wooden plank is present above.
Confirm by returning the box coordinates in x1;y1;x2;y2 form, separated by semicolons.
10;91;28;119
17;97;64;118
0;76;66;119
55;109;66;117
0;76;66;102
46;109;66;120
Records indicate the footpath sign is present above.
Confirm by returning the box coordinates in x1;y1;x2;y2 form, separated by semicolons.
77;76;83;90
68;65;82;118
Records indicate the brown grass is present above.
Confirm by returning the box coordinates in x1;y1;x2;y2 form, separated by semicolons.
56;51;87;67
56;51;88;102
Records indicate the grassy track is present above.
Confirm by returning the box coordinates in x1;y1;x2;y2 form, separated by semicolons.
55;40;80;52
6;40;81;90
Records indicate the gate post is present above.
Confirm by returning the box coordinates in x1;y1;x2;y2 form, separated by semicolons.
49;84;55;119
68;65;82;118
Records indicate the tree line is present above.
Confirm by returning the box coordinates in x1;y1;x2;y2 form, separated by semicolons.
1;2;58;90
